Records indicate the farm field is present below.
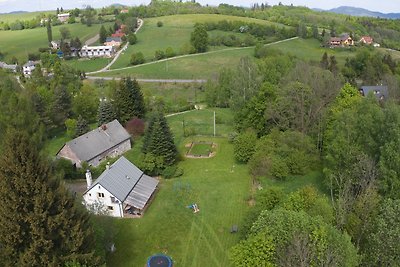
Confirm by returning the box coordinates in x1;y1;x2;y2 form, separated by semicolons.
0;22;113;63
111;14;288;69
95;47;254;79
0;11;53;23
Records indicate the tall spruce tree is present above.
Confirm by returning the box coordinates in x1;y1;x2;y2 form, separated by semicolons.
114;77;146;123
0;130;99;266
142;112;178;165
99;25;107;43
76;115;89;136
97;100;117;125
52;85;71;127
46;17;52;43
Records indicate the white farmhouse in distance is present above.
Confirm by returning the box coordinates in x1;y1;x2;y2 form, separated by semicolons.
57;13;70;23
83;156;159;217
79;45;115;58
22;61;36;76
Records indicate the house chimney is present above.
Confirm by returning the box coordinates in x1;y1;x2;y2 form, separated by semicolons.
85;170;92;189
106;162;110;170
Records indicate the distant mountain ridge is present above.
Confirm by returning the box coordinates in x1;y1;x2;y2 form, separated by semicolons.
0;10;28;15
318;6;400;19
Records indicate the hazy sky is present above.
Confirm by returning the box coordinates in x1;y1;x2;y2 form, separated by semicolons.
0;0;399;14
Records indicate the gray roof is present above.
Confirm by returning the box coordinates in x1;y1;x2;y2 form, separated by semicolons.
360;86;389;100
63;119;130;162
0;62;17;71
106;37;122;42
86;156;159;209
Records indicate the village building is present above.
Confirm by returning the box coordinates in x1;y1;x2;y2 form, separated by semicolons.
22;61;37;76
57;13;70;23
57;120;131;168
83;156;159;217
359;36;373;45
0;61;18;72
51;40;61;49
120;9;129;13
79;45;115;58
104;37;122;47
329;33;354;47
360;85;389;101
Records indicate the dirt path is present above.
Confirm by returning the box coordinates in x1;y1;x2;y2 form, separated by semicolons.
87;18;144;74
87;36;299;76
85;34;99;46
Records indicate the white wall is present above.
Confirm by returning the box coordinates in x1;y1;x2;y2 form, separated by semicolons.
83;184;123;217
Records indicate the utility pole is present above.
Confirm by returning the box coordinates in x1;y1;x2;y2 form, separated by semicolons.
213;111;216;137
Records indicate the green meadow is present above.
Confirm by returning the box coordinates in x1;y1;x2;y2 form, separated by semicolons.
0;22;113;63
96;47;254;79
111;14;286;69
0;11;53;23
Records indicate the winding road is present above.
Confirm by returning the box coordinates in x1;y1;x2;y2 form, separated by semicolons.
87;18;144;74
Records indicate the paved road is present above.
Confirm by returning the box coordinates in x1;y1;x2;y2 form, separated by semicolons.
85;76;207;83
85;34;99;46
87;18;144;74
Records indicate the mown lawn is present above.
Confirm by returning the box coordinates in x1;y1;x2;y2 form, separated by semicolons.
64;57;110;72
0;22;113;63
96;47;254;79
108;137;251;267
111;14;287;69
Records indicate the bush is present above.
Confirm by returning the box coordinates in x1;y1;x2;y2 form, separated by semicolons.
128;33;137;45
157;21;163;27
54;158;78;180
125;117;145;137
162;165;184;179
165;47;175;58
130;52;145;65
233;130;257;163
154;50;166;60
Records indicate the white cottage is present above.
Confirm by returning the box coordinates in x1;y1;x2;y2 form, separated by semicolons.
22;61;36;76
83;156;159;217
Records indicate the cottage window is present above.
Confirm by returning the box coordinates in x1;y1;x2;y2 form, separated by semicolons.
108;206;114;211
111;196;116;203
98;192;105;198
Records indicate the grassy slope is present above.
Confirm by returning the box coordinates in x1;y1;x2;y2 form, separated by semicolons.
97;47;254;79
268;38;355;66
111;14;286;69
0;11;53;23
0;22;112;62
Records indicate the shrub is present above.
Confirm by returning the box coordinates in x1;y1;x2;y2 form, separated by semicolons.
157;21;163;27
154;50;166;60
125;117;145;137
165;47;175;58
162;165;184;179
130;52;145;65
128;33;137;45
54;158;78;180
234;130;257;163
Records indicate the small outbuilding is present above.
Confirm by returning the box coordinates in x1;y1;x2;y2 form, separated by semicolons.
57;119;131;168
360;85;389;101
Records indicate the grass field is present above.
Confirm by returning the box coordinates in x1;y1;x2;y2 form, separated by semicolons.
64;57;110;72
0;22;113;63
0;11;54;23
96;47;254;79
111;14;287;69
268;38;356;66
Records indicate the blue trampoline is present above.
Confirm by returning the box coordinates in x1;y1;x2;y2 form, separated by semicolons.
147;254;173;267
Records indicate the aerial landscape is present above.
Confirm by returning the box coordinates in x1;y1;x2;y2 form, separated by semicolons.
1;0;400;266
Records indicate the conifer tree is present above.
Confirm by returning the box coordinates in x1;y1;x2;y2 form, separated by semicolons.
114;77;146;123
0;130;99;266
142;112;178;165
99;25;107;43
76;115;89;136
46;17;52;43
320;52;329;69
97;100;117;125
52;85;71;127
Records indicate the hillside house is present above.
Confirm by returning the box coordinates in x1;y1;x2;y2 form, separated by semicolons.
120;9;129;13
51;40;61;49
0;61;17;72
104;37;122;47
57;120;131;168
83;156;159;217
57;13;70;23
329;34;354;47
360;85;389;101
359;36;373;45
79;45;115;58
329;37;342;47
22;61;37;76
